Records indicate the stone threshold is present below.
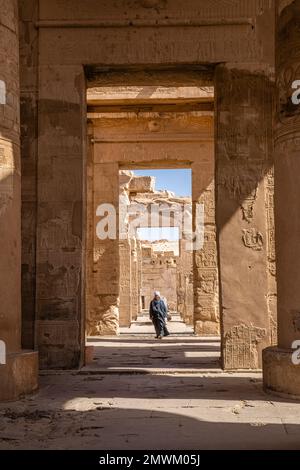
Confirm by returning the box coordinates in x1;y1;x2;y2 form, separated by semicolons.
39;368;263;376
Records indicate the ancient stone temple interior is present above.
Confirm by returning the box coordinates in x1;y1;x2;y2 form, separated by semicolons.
1;0;300;451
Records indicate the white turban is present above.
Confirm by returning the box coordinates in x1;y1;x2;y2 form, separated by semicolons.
153;291;160;297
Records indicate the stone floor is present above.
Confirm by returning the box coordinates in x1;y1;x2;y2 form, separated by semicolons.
120;311;194;335
83;336;221;373
0;322;300;449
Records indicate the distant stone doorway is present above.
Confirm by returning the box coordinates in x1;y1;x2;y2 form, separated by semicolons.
118;169;195;334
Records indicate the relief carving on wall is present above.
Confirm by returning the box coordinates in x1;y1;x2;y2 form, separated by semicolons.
242;228;263;251
224;324;267;369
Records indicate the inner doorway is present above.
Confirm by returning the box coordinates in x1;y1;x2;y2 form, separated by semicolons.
119;168;194;336
84;74;221;370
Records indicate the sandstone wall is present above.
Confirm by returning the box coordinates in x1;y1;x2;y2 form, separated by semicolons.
140;246;178;312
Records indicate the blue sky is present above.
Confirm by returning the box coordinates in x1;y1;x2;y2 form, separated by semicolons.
133;169;191;242
137;227;179;242
133;169;191;197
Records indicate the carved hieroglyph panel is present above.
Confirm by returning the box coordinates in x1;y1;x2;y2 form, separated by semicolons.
224;324;267;369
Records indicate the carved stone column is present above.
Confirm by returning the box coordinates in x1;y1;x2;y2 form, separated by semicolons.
192;146;220;335
86;160;120;335
0;0;38;400
263;0;300;397
216;64;274;369
119;238;132;327
131;237;139;321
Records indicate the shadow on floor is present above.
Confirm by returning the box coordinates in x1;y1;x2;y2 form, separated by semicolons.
85;336;221;371
71;374;268;400
1;364;300;449
1;400;300;449
87;337;219;344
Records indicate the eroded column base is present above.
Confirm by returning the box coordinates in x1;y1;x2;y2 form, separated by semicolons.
87;322;119;336
194;320;220;335
0;350;38;401
263;346;300;399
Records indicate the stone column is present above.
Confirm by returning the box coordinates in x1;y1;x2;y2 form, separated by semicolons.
216;64;274;369
0;0;38;400
86;160;120;335
19;0;39;350
136;239;142;313
176;239;185;320
36;64;86;368
263;0;300;397
119;238;132;327
131;237;139;321
192;158;220;336
177;238;193;324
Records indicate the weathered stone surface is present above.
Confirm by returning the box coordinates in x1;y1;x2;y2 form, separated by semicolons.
0;0;21;353
263;347;300;399
224;324;267;370
216;65;274;369
0;351;38;401
128;175;155;194
0;0;38;400
86;159;120;336
177;239;193;324
195;320;220;336
19;1;39;352
140;242;179;312
119;239;132;327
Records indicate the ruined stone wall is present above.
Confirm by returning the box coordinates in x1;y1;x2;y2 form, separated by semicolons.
140;245;178;312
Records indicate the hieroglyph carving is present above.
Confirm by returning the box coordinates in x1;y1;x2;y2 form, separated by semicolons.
242;228;263;251
224;324;267;369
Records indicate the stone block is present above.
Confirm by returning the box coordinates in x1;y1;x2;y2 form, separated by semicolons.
0;350;38;401
129;176;155;193
263;346;300;399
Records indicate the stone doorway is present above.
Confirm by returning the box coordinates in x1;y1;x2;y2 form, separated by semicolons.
24;65;275;373
85;79;220;339
118;168;194;335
